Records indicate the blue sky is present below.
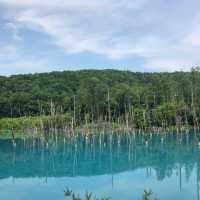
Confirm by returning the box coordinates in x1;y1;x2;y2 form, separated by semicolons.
0;0;200;75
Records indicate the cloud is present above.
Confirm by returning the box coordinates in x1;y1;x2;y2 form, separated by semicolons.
0;0;100;10
16;10;162;59
0;0;200;73
1;0;149;59
182;25;200;47
0;0;145;10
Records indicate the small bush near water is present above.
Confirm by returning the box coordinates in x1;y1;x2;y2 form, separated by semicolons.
64;188;159;200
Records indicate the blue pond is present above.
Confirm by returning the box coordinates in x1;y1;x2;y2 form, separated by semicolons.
0;131;200;200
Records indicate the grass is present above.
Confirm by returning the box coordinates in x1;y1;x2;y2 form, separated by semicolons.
0;114;194;139
64;188;159;200
0;114;72;138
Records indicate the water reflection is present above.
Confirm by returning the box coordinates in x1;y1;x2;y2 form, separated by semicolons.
0;131;200;199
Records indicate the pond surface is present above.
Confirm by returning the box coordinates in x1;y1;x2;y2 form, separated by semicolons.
0;131;200;200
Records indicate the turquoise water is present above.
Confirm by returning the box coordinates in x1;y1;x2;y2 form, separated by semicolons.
0;132;200;200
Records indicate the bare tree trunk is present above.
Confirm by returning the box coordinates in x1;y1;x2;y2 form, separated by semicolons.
107;89;111;124
73;95;76;127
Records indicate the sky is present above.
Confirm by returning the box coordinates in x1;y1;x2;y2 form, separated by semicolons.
0;0;200;75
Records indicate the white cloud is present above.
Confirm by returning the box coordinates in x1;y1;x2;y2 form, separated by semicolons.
1;0;148;58
0;0;105;9
1;0;200;72
14;6;151;59
0;0;147;13
182;24;200;47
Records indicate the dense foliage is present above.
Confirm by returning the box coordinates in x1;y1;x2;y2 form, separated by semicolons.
1;68;200;128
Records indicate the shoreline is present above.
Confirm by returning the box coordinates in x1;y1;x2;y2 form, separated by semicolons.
0;119;197;139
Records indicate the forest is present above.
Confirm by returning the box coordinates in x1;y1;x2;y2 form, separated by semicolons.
1;67;200;130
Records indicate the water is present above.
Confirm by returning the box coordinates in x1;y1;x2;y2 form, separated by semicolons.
0;131;200;200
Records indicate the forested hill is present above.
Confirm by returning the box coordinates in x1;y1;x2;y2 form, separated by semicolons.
0;69;200;128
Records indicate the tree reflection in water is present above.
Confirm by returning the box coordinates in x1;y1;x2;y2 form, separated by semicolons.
0;130;200;199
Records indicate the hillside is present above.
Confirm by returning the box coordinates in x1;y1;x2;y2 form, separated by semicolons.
0;69;200;128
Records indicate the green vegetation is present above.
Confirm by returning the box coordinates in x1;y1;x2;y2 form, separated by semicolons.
0;114;72;131
142;190;159;200
1;68;200;132
64;188;159;200
64;188;110;200
0;114;73;138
